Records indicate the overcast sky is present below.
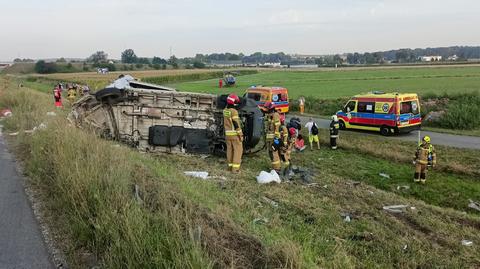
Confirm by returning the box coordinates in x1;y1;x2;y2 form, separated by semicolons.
1;0;479;61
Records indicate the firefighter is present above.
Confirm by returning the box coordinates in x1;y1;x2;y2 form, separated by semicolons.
281;127;297;177
224;94;243;172
264;102;281;171
413;135;437;183
67;86;77;105
299;96;305;115
329;115;340;149
279;117;289;170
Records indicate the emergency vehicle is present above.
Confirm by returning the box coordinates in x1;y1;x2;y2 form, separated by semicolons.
336;92;421;135
244;86;289;113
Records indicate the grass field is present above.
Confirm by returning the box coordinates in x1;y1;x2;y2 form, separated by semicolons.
2;74;480;268
175;66;480;99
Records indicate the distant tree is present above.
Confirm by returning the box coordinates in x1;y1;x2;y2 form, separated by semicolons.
35;60;58;74
137;57;150;64
152;56;167;65
161;64;167;70
168;55;179;69
152;64;161;70
121;49;138;63
56;57;67;63
193;61;206;68
88;51;108;64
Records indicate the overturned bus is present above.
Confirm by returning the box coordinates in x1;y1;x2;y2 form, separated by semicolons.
68;76;264;155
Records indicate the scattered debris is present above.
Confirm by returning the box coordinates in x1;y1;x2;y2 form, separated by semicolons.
46;111;57;116
9;132;19;136
133;184;143;205
379;173;390;179
347;181;361;187
403;245;408;251
24;123;47;134
397;185;410;191
410;207;416;211
468;199;480;212
348;232;374;241
262;196;279;208
184;171;209;180
368;190;375;195
286;166;313;184
256;170;281;184
191;226;202;243
383;205;409;213
461;240;473;246
253;218;268;225
341;213;353;222
0;108;12;118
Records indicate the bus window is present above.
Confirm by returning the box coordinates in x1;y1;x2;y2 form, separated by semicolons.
280;93;287;101
344;101;356;112
357;102;375;113
260;94;268;101
272;94;282;102
400;101;419;114
247;92;262;101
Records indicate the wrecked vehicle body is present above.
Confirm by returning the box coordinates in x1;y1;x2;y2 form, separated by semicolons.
68;76;264;155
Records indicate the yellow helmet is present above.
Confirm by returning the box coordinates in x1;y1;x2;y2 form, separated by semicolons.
423;136;431;143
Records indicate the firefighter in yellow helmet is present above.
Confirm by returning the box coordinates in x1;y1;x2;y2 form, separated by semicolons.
67;85;77;105
264;102;281;171
223;94;243;172
413;135;437;183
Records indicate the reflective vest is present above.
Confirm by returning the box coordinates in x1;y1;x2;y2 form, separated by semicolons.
330;121;339;137
266;112;281;140
223;108;242;139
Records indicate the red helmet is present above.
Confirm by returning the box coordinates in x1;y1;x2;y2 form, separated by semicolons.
226;94;240;105
280;116;285;124
289;127;296;136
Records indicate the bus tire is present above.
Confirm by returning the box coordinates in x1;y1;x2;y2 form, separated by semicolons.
380;125;391;136
339;120;346;130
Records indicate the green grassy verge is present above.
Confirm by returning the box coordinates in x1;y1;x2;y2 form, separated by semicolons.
2;75;480;268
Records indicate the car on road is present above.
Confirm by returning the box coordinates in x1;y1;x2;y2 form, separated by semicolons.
68;75;264;155
336;92;421;135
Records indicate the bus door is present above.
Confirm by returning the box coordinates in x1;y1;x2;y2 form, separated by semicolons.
343;100;357;125
356;101;375;126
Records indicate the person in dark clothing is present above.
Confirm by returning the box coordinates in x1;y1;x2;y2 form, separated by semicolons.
329;115;340;149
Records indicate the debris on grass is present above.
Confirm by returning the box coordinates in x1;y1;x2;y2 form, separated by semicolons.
397;185;411;191
253;218;268;225
262;196;279;208
46;111;57;116
0;108;12;118
256;170;281;184
379;173;390;179
9;132;19;136
341;213;353;222
184;171;209;179
348;232;374;241
461;240;473;246
383;205;409;213
133;184;143;205
347;181;361;187
468;199;480;212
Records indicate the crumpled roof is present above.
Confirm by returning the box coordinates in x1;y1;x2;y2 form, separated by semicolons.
106;75;135;89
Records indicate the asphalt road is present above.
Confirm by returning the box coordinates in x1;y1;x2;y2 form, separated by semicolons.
0;133;54;268
289;115;480;150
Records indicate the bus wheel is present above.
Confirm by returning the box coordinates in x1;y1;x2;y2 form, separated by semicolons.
339;120;346;130
380;126;391;136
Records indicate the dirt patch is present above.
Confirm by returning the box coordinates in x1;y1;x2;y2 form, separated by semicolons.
194;211;283;269
388;213;455;249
